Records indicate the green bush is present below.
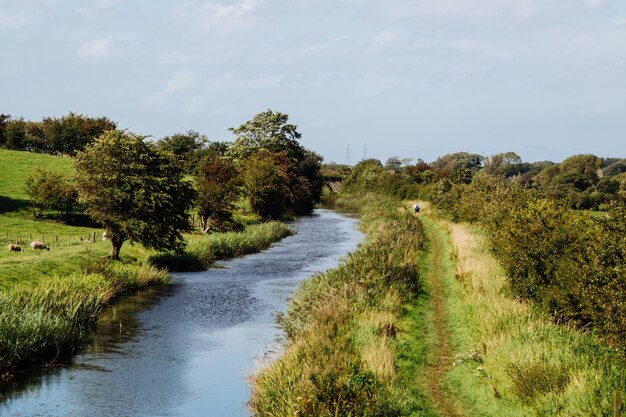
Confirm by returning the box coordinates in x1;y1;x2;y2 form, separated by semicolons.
432;173;626;352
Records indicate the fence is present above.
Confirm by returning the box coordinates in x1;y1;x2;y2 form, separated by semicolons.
2;231;102;249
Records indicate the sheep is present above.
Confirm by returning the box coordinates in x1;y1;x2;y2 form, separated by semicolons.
102;231;110;241
30;241;50;251
7;244;22;252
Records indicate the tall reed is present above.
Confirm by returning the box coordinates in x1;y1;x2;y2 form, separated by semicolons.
148;221;293;271
250;193;425;416
0;262;168;374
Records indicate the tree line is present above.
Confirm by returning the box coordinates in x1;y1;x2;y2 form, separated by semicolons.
0;112;116;155
356;151;626;210
18;110;323;259
342;152;626;354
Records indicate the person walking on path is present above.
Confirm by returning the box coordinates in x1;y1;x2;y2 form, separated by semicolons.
413;203;420;214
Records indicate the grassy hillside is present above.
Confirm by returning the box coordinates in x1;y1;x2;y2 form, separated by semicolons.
0;149;74;214
0;150;107;287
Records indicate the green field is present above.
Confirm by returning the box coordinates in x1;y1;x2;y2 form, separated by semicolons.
0;149;129;288
0;149;74;214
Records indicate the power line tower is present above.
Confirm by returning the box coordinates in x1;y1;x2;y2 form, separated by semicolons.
346;144;351;165
362;144;368;161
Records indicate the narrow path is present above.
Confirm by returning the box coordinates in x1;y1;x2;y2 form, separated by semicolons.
420;216;464;417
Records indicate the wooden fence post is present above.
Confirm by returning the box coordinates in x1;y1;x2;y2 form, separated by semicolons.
616;390;622;417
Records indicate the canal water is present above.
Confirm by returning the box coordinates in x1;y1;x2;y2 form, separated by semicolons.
0;209;363;417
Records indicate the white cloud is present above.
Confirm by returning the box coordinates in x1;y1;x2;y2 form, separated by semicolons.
182;0;259;35
583;0;605;8
79;37;114;60
78;34;137;61
444;39;511;59
373;27;406;47
248;74;284;89
152;51;194;65
164;70;196;94
93;0;121;7
378;0;570;19
0;9;37;30
614;18;626;26
304;36;347;54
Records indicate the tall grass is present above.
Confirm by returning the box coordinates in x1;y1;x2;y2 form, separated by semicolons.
440;219;626;416
250;193;426;416
0;262;168;374
148;221;293;271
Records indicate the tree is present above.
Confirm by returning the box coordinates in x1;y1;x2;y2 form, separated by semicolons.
158;130;209;174
196;154;242;233
0;114;10;147
24;169;79;218
560;154;602;182
484;152;523;177
384;156;402;171
228;110;323;215
41;113;116;155
242;150;291;220
74;130;195;259
227;109;304;163
431;152;484;178
4;118;27;150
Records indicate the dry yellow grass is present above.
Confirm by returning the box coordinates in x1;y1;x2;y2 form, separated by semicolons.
441;219;623;416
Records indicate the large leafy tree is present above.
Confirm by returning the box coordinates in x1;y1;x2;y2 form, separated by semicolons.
158;130;208;174
196;154;242;232
228;109;323;216
74;130;195;259
227;109;304;163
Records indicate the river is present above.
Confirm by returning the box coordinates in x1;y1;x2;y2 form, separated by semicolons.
0;209;363;417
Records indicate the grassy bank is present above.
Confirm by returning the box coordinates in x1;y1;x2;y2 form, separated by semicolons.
147;221;293;271
422;213;626;416
0;261;168;376
250;193;427;416
0;222;294;378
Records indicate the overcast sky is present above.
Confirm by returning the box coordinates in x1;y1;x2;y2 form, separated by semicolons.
1;0;625;164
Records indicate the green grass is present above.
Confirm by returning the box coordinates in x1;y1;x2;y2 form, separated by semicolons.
0;149;73;215
434;217;626;416
148;221;294;271
0;262;168;374
250;193;429;416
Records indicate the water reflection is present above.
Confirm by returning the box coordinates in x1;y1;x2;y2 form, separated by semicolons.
0;209;363;417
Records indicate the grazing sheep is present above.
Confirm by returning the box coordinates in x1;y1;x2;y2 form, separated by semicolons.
102;231;110;241
30;241;50;251
7;244;22;252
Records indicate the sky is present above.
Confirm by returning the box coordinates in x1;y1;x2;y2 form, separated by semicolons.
1;0;625;165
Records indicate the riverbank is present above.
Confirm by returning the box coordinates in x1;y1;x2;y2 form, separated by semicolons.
250;193;427;415
250;197;626;416
0;221;293;380
1;209;361;416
